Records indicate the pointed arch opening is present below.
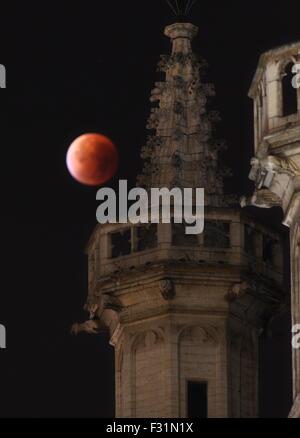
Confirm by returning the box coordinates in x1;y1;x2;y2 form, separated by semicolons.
282;62;298;117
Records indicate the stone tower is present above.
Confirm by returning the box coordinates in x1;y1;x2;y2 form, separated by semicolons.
81;22;285;418
241;42;300;417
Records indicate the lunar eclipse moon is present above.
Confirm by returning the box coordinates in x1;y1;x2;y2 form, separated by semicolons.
66;133;118;186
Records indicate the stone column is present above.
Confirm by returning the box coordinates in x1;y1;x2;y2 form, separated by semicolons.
288;199;300;417
265;62;282;128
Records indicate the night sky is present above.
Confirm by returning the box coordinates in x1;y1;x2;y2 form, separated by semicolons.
0;0;299;418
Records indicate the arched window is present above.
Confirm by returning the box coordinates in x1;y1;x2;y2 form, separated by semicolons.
282;62;298;117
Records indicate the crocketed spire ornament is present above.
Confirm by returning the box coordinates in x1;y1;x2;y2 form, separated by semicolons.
138;22;234;207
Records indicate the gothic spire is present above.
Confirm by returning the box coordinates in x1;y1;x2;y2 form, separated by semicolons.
138;22;233;207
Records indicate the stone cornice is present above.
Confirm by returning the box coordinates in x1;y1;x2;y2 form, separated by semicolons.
164;22;198;41
249;40;300;99
264;125;300;155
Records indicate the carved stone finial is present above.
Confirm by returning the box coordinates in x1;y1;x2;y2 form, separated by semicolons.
164;22;198;42
159;279;175;300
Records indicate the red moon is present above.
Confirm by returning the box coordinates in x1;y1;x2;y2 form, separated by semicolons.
66;133;118;186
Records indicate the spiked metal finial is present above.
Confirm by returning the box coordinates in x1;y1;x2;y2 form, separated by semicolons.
166;0;197;16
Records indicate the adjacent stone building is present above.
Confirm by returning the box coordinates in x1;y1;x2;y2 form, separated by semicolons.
241;42;300;417
77;21;287;417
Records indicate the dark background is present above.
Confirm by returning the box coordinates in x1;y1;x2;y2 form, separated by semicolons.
0;0;298;418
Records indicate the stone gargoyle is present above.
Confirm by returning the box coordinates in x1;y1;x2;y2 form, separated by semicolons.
240;144;300;209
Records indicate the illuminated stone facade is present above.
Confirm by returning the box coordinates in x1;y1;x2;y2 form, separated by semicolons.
241;42;300;417
81;22;285;418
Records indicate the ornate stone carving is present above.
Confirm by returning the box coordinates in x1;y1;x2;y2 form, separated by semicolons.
249;155;300;188
241;152;300;209
85;291;122;317
137;22;234;207
132;328;165;351
225;281;250;302
240;188;282;209
159;278;175;300
180;325;220;345
72;287;122;337
71;319;105;335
